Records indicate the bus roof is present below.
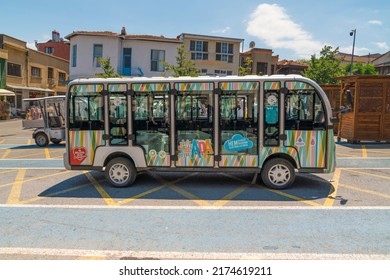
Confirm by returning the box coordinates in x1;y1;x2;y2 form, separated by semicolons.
68;74;310;85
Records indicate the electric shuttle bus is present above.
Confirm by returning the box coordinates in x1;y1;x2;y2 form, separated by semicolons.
63;75;336;189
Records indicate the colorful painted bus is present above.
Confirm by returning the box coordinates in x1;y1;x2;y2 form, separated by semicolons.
63;75;336;189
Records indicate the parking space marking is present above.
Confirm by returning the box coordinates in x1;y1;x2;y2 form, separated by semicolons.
362;145;367;158
212;184;251;207
6;169;26;204
343;168;390;180
324;168;341;207
339;183;390;199
223;173;323;207
118;186;165;205
84;171;118;206
1;149;10;159
0;170;17;175
0;170;71;189
44;148;51;159
6;151;44;159
0;140;4;144
27;139;32;145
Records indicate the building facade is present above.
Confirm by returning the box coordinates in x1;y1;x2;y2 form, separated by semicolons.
373;51;390;75
178;33;243;76
66;28;181;79
0;34;69;114
36;30;70;60
276;60;308;75
240;48;278;75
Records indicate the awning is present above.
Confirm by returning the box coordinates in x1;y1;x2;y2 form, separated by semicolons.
7;85;54;93
0;89;16;96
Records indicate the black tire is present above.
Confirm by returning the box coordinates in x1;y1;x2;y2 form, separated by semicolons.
105;157;136;188
35;133;49;147
51;139;62;145
261;158;295;189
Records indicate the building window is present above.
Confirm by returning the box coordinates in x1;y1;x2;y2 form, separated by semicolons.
31;67;41;77
151;50;165;72
257;62;268;75
190;40;208;60
45;47;54;54
93;44;103;68
216;42;233;63
214;70;233;76
72;45;77;67
48;67;54;79
59;72;66;83
7;62;22;77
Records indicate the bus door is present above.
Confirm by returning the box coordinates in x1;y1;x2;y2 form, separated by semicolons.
132;83;170;166
218;81;259;168
284;81;327;169
107;84;128;146
263;82;281;147
68;84;105;166
174;82;214;167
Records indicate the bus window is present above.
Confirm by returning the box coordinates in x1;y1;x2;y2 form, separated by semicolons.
68;84;104;130
285;81;326;130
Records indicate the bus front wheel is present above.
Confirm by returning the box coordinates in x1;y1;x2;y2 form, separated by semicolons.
105;157;136;188
261;158;295;189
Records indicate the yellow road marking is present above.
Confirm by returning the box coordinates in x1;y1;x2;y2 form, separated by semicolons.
44;148;51;159
83;172;118;206
119;186;165;205
27;139;32;145
6;169;26;204
0;170;72;189
223;173;323;207
212;184;250;207
339;183;390;199
1;149;11;159
0;170;18;175
169;185;211;206
362;145;367;158
323;168;341;207
343;169;390;180
20;180;96;204
0;139;5;144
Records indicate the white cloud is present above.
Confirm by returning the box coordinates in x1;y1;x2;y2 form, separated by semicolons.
246;3;323;58
339;46;370;56
368;20;382;25
375;42;389;50
211;26;231;34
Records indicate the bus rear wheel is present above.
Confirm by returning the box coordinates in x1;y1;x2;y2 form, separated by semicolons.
261;158;295;189
105;157;136;188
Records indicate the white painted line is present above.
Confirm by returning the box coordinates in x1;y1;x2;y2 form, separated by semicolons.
1;204;390;210
0;247;388;260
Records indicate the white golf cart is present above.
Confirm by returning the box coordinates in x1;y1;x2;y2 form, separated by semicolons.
22;96;66;147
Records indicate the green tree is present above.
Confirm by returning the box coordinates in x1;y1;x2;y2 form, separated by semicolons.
344;62;379;75
95;57;121;78
239;57;253;76
163;45;199;77
302;45;346;84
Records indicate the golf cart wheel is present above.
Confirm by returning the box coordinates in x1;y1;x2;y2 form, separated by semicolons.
261;158;295;189
51;139;62;145
35;133;49;147
105;157;136;188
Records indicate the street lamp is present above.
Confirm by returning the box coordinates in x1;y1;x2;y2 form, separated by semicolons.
349;29;356;75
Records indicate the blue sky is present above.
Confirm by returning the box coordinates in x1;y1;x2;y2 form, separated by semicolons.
1;0;389;60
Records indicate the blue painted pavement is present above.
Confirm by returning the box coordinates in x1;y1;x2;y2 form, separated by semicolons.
0;206;389;256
